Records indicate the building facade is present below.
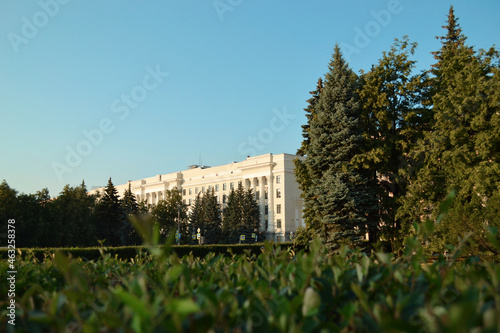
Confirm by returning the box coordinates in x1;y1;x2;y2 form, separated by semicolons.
89;153;304;241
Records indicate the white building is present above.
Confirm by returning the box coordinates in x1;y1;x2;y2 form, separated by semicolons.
89;153;304;242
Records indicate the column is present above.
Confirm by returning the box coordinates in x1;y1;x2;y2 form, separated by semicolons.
259;176;266;232
268;174;274;236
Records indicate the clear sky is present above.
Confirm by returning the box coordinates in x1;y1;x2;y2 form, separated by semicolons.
1;0;499;196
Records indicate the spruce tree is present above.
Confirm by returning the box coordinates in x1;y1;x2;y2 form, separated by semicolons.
401;6;500;254
119;183;141;245
189;193;204;232
294;78;323;238
201;189;223;244
95;178;125;246
0;181;18;239
304;45;379;251
122;183;139;215
222;187;239;243
297;78;323;157
240;188;260;234
16;191;52;247
222;182;260;243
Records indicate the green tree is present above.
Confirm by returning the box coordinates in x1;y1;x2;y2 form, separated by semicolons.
401;6;500;254
16;190;53;247
199;189;223;244
297;78;323;157
222;185;241;242
223;182;260;243
294;78;323;240
53;182;98;247
354;36;430;252
119;183;141;245
240;188;260;234
189;193;204;230
304;45;379;251
95;178;125;246
0;180;18;240
151;187;187;242
122;183;139;215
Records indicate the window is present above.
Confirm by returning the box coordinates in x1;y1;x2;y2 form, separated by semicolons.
223;183;227;191
276;175;281;184
256;191;260;200
276;189;281;198
265;205;268;214
276;204;281;214
264;219;268;230
202;186;206;193
256;179;259;186
215;184;219;192
195;187;199;194
217;196;220;203
189;188;192;195
189;199;192;205
223;195;227;203
183;199;186;204
230;182;234;190
208;185;212;191
265;191;268;199
277;219;282;229
182;189;186;195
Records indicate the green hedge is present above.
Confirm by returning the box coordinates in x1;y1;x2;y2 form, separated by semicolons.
1;242;295;262
2;239;499;332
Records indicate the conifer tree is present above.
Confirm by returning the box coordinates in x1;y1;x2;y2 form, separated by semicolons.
294;78;323;237
401;6;500;254
189;193;204;231
122;183;139;215
119;183;141;245
222;187;238;242
354;36;429;251
95;178;125;246
0;180;18;239
201;189;223;244
16;190;53;247
297;78;323;157
222;182;260;243
304;45;379;250
241;188;260;234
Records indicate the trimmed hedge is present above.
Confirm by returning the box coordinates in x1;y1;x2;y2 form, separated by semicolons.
1;242;295;262
2;239;499;332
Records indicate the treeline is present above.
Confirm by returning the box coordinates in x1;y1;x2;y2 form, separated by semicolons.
296;6;500;255
0;179;261;248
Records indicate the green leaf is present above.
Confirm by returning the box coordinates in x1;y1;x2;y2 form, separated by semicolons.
114;288;151;320
355;263;364;282
168;299;201;316
54;250;70;273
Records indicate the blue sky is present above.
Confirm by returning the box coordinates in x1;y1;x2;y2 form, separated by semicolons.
1;1;499;196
